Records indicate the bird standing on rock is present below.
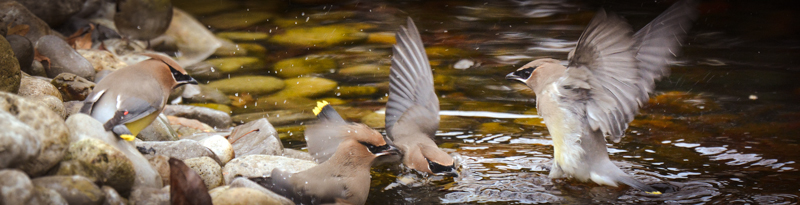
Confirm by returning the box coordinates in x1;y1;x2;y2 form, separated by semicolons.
81;54;197;141
114;0;173;44
385;18;458;176
506;0;697;193
255;101;400;205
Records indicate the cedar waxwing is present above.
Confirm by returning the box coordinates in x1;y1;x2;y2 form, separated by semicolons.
505;0;697;194
385;18;458;176
255;101;400;205
114;0;173;42
80;53;197;141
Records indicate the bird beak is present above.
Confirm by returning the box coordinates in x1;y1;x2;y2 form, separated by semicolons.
178;76;199;86
438;169;459;177
376;145;401;157
505;72;524;82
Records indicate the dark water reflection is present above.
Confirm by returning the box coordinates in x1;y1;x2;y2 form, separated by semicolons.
177;0;800;203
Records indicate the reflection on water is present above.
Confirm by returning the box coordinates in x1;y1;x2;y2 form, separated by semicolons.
176;0;800;203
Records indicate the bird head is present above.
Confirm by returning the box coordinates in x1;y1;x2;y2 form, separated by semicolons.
143;53;198;87
405;143;458;177
350;124;401;158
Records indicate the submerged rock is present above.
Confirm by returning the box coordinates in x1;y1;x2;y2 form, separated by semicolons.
333;85;379;98
216;31;269;42
51;72;95;101
361;111;386;128
35;35;95;81
206;75;284;96
201;11;273;30
228;118;283;157
233;96;315;115
31;175;105;205
0;35;21;94
231;110;315;125
269;25;368;48
184;156;223;189
181;84;232;105
272;55;337;78
188;57;266;80
221;155;316;184
338;64;391;79
0;92;69;177
271;77;337;98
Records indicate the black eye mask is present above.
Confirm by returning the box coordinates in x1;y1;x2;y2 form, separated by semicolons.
427;158;456;174
359;141;392;155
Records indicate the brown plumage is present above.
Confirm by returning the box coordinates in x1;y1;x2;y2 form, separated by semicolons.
169;157;212;205
80;53;197;141
506;0;697;193
385;17;457;176
256;103;399;205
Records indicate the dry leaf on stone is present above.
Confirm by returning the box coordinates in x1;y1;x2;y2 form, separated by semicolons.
67;24;95;50
33;48;51;69
6;23;30;36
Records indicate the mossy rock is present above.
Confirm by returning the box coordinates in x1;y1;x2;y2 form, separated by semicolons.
188;103;233;114
232;96;316;115
271;77;337;98
269;25;368;48
202;11;274;30
333;85;379;98
206;76;285;96
216;32;270;42
272;55;337;78
205;57;266;74
338;64;390;78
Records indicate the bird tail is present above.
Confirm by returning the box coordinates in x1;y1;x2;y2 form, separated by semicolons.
313;100;345;123
617;174;662;195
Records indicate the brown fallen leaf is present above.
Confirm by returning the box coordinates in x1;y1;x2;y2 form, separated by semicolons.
169;157;212;205
33;48;51;69
6;23;30;36
229;93;254;108
67;24;94;50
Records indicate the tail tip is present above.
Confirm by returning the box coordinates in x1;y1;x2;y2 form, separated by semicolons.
312;100;330;116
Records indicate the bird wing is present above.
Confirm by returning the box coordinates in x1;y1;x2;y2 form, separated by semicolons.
386;17;439;140
305;104;350;163
81;88;161;130
559;1;696;143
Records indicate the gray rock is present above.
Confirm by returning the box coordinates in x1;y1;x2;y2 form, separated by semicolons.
29;60;48;77
135;139;222;165
32;175;105;205
35;35;95;81
55;138;135;196
0;169;34;204
5;35;33;76
231;110;316;126
211;187;288;205
184;156;223;190
0;92;70;176
9;0;84;27
282;148;315;161
137;113;179;141
163;104;232;129
101;186;127;205
18;74;63;101
228;118;283;158
29;185;69;205
25;95;66;119
205;75;283;96
51;72;95;101
0;1;63;41
0;35;21;94
0;111;41;168
228;178;294;205
63;100;84;119
221;155;316;184
128;186;169;205
65;113;163;189
194;134;234;165
181;84;231;105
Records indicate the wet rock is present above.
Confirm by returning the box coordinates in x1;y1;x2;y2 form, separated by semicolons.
458;101;514;113
29;185;68;205
55;138;135;195
65;114;163;189
101;186;127;205
330;106;372;121
25;95;66;119
187;57;266;80
184;156;223;189
216;32;269;42
233;96;315;115
645;91;720;114
201;11;273;30
271;77;337;98
425;46;476;58
228;118;282;158
129;186;169;205
282;148;314;161
206;75;284;96
35;35;95;81
272;55;337;78
12;0;84;27
0;92;69;176
137;113;180;141
182;84;232;105
477;122;521;134
333;85;379;98
188;103;232;114
193;134;234;165
32;175;105;205
338;64;390;78
76;49;128;72
163;104;232;129
173;0;239;16
221;154;316;184
0;2;62;41
0;111;41;169
148;155;171;188
269;25;368;48
168;116;214;137
366;32;397;44
231;110;315;125
155;8;221;67
228;178;294;205
0;36;21;94
361;111;386;128
135;139;222;164
211;187;287;205
213;37;247;57
513;110;546;128
0;169;34;204
51;72;95;101
5;35;33;76
18;75;63;101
